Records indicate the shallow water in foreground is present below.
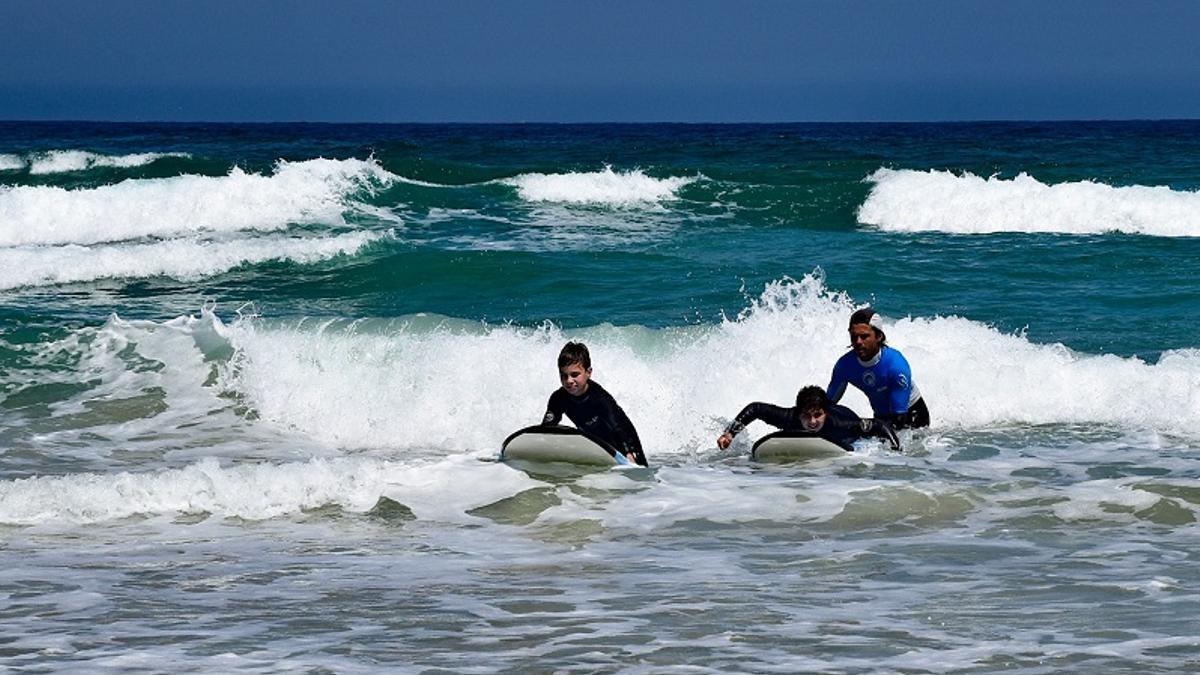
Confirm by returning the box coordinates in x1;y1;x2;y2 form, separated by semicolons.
5;431;1199;673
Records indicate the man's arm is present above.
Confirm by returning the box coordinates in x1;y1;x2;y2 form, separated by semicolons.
887;353;915;417
827;357;850;404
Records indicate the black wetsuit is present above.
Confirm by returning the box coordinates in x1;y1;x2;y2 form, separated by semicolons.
543;380;647;466
890;397;931;430
724;402;899;452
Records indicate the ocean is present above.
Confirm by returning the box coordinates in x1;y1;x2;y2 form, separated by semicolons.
1;120;1198;673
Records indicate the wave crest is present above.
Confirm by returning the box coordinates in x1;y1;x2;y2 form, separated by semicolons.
501;166;697;206
0;157;397;247
0;153;25;171
859;168;1200;237
0;231;386;290
211;273;1200;453
27;150;192;174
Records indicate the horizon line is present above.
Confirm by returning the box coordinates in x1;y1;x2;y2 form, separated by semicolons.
3;117;1199;126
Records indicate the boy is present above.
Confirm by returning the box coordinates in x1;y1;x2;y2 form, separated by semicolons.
716;385;899;452
542;341;647;466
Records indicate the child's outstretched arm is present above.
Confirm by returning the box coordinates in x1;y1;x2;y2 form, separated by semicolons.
717;402;791;449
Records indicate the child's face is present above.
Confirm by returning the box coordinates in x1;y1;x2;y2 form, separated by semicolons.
558;361;592;396
800;407;827;432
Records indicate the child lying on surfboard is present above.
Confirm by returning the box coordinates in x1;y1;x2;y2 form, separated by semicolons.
716;385;900;452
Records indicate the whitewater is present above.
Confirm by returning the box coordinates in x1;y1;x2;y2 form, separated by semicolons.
860;168;1200;237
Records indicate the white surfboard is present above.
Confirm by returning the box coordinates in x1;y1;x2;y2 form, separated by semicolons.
751;430;849;462
501;425;627;466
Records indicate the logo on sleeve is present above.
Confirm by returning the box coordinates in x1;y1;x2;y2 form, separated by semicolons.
897;373;909;389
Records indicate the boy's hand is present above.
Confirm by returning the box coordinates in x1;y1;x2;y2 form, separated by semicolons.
874;419;901;451
716;432;733;450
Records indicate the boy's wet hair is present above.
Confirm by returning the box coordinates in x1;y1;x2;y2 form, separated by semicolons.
795;385;829;412
557;341;591;369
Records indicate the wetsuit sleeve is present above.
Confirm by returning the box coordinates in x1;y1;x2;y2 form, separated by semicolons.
541;391;563;425
862;418;900;451
724;402;793;437
823;405;900;451
826;356;850;403
887;352;914;416
598;393;647;466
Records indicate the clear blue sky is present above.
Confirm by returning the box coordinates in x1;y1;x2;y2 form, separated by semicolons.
3;0;1198;122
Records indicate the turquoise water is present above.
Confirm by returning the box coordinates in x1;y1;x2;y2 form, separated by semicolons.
1;122;1198;672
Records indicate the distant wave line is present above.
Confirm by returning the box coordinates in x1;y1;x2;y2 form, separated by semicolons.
0;231;389;289
859;168;1200;237
0;150;194;174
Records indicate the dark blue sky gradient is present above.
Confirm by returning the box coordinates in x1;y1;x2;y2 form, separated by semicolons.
2;0;1198;122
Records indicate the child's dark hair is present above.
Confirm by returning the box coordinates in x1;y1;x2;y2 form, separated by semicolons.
795;385;830;412
557;341;591;369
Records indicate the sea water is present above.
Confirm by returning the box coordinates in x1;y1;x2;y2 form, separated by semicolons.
1;121;1198;673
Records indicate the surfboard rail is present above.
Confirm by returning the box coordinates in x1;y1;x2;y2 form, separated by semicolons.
501;425;627;466
750;430;850;461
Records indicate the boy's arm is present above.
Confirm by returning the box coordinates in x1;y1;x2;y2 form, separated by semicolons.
719;402;792;448
541;391;563;425
598;392;646;466
862;418;900;451
824;406;900;451
614;406;646;466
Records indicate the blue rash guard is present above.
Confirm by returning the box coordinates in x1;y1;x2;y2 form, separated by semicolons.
827;346;923;420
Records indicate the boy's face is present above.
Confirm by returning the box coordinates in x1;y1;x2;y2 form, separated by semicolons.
558;361;592;396
800;406;827;432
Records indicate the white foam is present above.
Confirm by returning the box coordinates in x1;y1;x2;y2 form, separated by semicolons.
501;166;697;206
26;150;192;174
0;153;25;171
550;466;856;529
1053;478;1165;522
906;315;1200;430
859;168;1200;237
0;231;385;289
212;273;1200;457
0;454;542;525
0;157;397;246
0;310;290;476
14;312;248;445
419;202;720;252
216;316;563;452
